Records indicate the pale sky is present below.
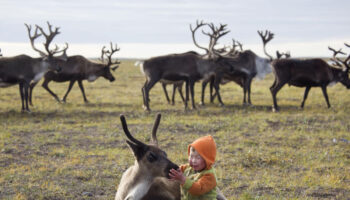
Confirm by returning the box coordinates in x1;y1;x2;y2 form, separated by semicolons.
1;0;350;58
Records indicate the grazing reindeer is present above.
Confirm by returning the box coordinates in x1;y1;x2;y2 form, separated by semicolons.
29;42;120;104
141;21;237;111
115;114;181;200
201;30;275;106
270;43;350;112
0;22;63;112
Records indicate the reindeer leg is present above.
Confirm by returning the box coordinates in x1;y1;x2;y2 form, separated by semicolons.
29;81;39;106
184;79;189;110
243;83;247;105
142;81;146;109
171;84;176;105
321;86;331;108
23;82;30;112
214;76;224;107
210;77;215;103
247;77;253;105
161;83;171;104
62;80;76;103
42;79;60;103
301;86;311;108
270;81;285;112
177;83;185;104
189;80;196;109
144;79;157;111
78;80;88;103
19;83;25;112
200;80;209;106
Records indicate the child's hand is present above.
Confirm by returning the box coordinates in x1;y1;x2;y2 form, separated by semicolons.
169;168;186;185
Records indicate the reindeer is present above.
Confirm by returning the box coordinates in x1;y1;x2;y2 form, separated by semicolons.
115;114;181;200
0;48;2;57
0;22;64;112
201;31;275;106
29;42;120;104
141;21;238;111
270;43;350;112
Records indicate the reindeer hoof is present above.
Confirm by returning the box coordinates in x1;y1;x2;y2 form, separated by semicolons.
272;107;279;112
199;101;205;106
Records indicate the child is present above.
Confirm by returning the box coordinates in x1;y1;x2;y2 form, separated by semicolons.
169;135;220;200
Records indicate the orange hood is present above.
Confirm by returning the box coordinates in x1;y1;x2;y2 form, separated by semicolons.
188;135;216;170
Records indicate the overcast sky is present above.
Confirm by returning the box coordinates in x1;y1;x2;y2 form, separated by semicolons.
1;0;350;58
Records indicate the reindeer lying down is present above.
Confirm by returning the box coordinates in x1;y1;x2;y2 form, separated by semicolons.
115;114;227;200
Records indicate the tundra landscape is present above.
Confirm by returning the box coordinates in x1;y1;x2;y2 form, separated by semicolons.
0;59;349;199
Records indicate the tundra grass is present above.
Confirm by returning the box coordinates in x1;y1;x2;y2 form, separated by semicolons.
0;60;349;199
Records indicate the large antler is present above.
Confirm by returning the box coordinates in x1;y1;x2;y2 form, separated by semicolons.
25;23;46;57
257;30;274;61
190;20;209;54
25;22;66;57
203;23;230;55
101;42;121;71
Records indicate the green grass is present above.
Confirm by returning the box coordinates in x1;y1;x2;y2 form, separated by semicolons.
0;60;349;199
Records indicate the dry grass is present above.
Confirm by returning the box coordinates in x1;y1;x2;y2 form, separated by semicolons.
0;60;349;199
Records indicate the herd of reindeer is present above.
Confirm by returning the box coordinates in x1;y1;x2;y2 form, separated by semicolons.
0;20;350;113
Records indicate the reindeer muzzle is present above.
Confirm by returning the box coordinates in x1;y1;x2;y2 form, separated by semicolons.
56;66;62;73
109;77;115;82
165;161;179;178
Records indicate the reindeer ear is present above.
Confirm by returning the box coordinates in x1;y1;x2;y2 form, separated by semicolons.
126;140;147;161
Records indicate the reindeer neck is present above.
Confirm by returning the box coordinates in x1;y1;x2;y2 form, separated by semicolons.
330;67;342;82
124;162;154;200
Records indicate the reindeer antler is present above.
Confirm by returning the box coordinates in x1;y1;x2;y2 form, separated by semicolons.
190;20;209;54
25;22;67;57
257;30;274;61
101;42;121;71
328;45;349;70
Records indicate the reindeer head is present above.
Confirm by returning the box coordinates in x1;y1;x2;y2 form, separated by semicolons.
100;42;121;82
328;44;350;88
120;114;179;178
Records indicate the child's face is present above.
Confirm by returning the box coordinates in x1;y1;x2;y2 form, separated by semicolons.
189;147;206;171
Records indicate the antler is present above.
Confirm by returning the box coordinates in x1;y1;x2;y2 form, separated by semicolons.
257;30;274;61
203;23;230;57
120;115;146;146
218;39;243;56
25;23;46;57
328;45;349;70
190;20;209;54
151;113;161;147
36;22;63;56
101;42;121;71
25;22;66;57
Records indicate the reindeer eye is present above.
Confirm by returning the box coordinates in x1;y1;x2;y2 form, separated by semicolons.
147;152;158;162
